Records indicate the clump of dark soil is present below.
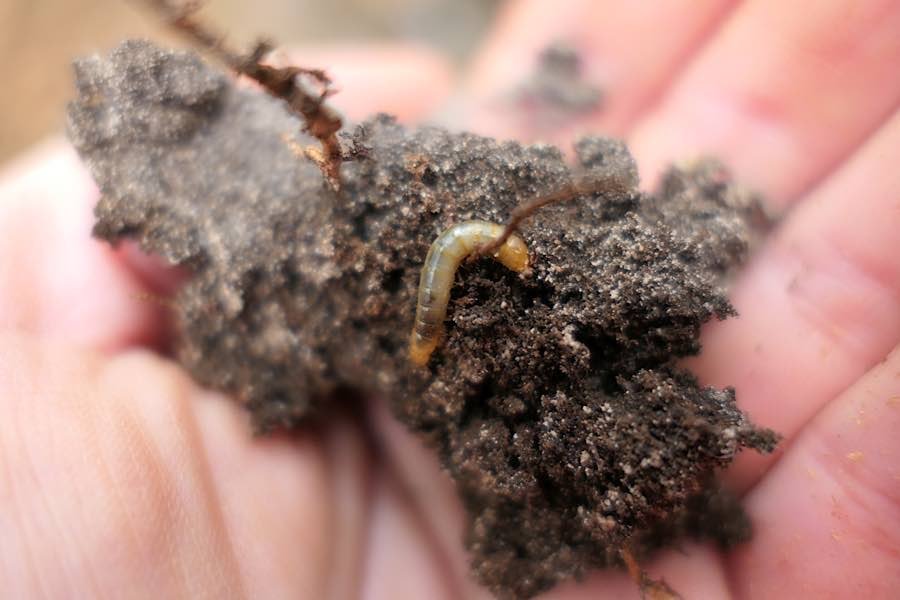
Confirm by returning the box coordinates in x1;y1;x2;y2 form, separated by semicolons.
68;40;778;599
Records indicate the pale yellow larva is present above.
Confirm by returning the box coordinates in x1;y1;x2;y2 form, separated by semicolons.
409;220;530;366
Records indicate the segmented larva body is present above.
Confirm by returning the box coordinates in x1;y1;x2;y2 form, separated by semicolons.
409;220;530;366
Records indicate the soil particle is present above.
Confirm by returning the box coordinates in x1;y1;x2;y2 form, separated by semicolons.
68;40;779;599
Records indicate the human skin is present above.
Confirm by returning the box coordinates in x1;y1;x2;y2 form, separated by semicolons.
1;1;899;598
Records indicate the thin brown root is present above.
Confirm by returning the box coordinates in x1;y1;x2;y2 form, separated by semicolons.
141;0;345;190
282;134;341;190
470;174;631;262
620;549;683;600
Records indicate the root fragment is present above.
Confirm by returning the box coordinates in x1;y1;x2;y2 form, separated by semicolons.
142;0;345;189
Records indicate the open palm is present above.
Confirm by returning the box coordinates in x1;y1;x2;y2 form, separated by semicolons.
2;1;898;598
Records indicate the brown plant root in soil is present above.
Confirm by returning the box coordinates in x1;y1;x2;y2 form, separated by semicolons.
68;40;779;599
139;0;352;189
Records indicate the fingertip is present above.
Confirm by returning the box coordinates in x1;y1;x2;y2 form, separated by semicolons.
0;137;95;198
116;241;191;297
0;139;173;352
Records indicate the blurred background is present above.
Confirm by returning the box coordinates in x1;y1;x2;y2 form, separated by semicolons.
0;0;501;163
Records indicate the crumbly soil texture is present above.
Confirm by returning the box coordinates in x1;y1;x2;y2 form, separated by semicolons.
68;40;779;599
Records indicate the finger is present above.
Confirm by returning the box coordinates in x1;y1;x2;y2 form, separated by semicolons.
117;242;191;297
686;107;900;490
189;389;340;598
198;389;459;599
360;473;460;600
0;336;243;597
318;416;375;599
282;43;454;123
0;334;337;597
628;0;900;208
0;140;171;351
368;396;494;598
727;343;900;597
460;0;738;141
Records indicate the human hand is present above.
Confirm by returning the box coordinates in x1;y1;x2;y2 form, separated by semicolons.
2;1;898;598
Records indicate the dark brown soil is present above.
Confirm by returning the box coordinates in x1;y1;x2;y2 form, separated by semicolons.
68;40;779;599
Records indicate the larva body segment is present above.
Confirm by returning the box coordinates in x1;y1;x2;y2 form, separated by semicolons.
409;220;530;366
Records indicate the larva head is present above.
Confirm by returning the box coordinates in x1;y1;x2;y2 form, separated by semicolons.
494;233;530;273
